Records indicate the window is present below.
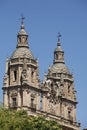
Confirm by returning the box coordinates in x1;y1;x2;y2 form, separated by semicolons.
31;98;34;106
68;110;73;121
68;111;71;119
31;71;34;82
68;85;70;94
18;36;21;43
22;37;25;44
12;98;17;107
30;98;36;110
56;54;58;60
13;70;17;81
26;37;27;41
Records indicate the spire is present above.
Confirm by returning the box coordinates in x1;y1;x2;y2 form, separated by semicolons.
21;16;25;30
17;16;29;48
57;32;61;46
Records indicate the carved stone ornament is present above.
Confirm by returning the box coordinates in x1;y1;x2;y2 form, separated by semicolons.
10;90;17;97
49;86;57;104
68;106;72;111
31;93;36;98
26;88;30;94
22;70;27;80
47;101;55;114
18;88;21;93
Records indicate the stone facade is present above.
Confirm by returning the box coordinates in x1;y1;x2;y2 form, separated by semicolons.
2;20;80;130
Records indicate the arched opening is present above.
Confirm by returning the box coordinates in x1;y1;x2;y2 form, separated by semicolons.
13;70;17;81
68;111;71;119
31;71;34;83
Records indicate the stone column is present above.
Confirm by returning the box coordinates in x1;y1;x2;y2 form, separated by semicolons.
17;88;21;108
56;103;60;116
36;93;40;110
73;106;76;122
42;95;47;112
3;90;8;108
22;89;28;107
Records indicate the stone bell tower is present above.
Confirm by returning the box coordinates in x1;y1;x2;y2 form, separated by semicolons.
41;33;80;130
2;19;80;130
3;18;40;114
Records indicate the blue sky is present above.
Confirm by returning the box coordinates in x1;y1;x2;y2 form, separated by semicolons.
0;0;87;129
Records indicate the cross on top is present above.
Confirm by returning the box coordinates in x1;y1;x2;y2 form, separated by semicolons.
21;15;25;24
58;32;61;39
57;32;61;46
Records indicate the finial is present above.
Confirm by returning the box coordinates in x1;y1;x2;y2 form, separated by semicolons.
21;15;25;24
20;14;25;29
57;32;61;46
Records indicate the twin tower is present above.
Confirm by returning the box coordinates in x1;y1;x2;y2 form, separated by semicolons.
3;19;80;130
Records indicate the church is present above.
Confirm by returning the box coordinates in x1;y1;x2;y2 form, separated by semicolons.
2;18;80;130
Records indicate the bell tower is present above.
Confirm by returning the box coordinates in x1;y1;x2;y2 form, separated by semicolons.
2;20;80;130
41;33;80;130
3;18;40;114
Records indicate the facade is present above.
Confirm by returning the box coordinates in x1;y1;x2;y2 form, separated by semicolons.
2;20;80;130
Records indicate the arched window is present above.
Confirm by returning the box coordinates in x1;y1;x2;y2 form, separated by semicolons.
68;111;71;119
30;98;36;109
18;36;21;43
56;53;58;60
31;98;34;107
22;36;25;44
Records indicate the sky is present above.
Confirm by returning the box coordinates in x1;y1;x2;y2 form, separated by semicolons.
0;0;87;129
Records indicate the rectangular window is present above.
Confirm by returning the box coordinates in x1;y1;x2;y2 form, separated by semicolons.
13;70;17;81
68;85;70;94
31;71;34;83
68;111;70;119
31;98;34;107
31;98;36;110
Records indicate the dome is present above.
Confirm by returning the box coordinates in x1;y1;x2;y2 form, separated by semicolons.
49;63;70;74
18;29;27;35
18;21;28;35
10;19;34;60
54;45;63;52
10;47;34;59
18;25;28;35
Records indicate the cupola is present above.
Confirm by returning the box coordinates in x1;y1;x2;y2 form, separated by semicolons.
54;33;64;64
10;17;34;59
17;16;29;48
